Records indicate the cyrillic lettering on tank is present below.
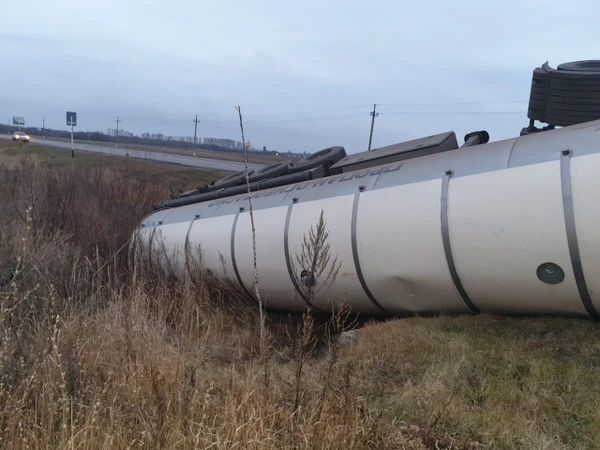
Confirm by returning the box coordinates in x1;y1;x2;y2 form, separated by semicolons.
311;179;329;188
382;162;402;174
355;170;371;179
216;198;230;206
338;172;357;183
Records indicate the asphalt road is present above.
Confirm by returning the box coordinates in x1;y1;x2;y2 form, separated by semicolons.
0;135;267;173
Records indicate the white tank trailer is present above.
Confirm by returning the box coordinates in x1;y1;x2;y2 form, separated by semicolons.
136;61;600;319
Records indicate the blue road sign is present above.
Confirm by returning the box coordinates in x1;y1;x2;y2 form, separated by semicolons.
66;111;77;127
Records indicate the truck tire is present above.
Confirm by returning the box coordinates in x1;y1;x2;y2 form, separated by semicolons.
527;60;600;126
247;162;290;183
287;146;346;175
206;169;255;192
172;164;285;199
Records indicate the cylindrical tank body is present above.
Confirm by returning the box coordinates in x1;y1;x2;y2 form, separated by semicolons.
137;120;600;318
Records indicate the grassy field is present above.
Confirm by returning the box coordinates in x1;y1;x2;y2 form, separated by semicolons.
1;144;600;449
0;140;224;194
38;135;296;165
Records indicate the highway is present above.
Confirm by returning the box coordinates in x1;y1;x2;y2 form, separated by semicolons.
0;135;267;172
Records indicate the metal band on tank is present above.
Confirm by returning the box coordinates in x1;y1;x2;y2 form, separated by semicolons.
284;203;323;312
505;138;519;168
560;150;600;320
441;171;480;314
230;212;255;301
350;193;391;315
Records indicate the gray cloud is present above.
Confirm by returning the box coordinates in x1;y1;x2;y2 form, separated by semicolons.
2;0;599;153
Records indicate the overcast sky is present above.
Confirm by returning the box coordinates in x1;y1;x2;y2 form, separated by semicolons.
2;0;599;153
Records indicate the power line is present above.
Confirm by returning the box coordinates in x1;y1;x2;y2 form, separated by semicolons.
377;100;527;106
61;107;525;139
204;100;527;118
197;101;527;118
99;109;525;129
243;112;366;124
107;101;527;126
381;111;524;115
188;105;372;119
222;109;525;123
240;104;373;117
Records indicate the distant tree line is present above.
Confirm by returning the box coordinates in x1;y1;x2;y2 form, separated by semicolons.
0;123;308;158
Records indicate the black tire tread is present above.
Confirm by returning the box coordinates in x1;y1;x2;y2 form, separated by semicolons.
528;60;600;126
247;162;290;183
287;146;346;175
206;170;255;192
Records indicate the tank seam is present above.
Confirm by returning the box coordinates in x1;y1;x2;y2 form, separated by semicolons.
350;192;392;315
505;138;519;168
230;211;257;302
440;172;480;314
560;150;600;320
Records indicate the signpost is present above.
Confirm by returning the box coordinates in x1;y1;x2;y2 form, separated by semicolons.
12;116;24;131
66;111;77;158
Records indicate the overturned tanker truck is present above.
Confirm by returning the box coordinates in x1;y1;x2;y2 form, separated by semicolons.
136;60;600;319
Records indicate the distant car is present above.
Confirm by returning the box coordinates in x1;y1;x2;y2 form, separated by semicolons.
12;131;30;142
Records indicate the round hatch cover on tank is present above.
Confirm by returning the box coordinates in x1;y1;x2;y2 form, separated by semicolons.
536;262;565;284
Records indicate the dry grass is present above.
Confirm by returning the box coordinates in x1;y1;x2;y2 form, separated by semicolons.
1;152;600;449
0;142;225;194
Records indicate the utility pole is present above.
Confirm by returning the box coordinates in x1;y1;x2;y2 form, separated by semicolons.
368;104;378;151
115;116;121;148
193;115;199;147
42;118;45;139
